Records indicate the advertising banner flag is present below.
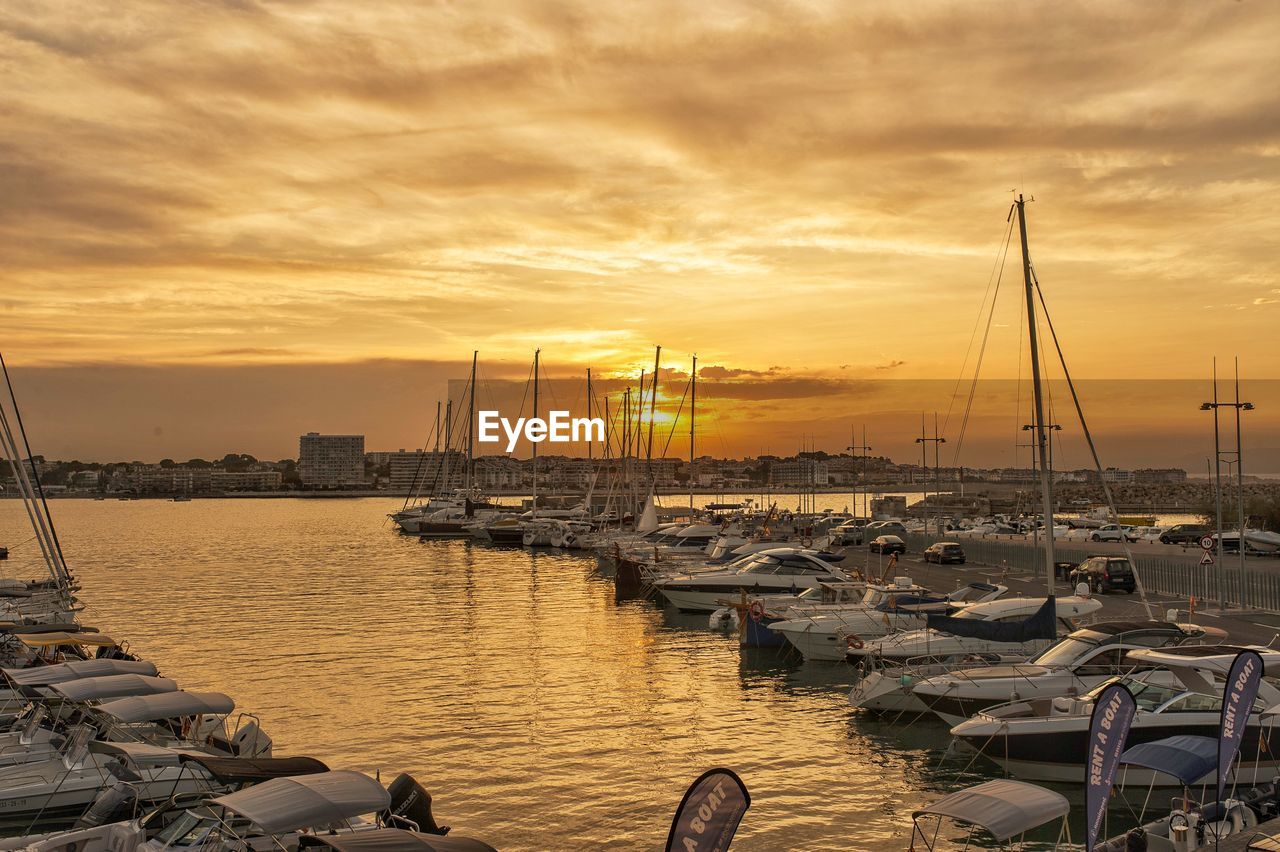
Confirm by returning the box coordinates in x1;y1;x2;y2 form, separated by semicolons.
665;768;750;852
1219;649;1264;804
1085;682;1137;851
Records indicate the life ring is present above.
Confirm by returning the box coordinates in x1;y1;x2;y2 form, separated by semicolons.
749;601;766;622
845;635;864;650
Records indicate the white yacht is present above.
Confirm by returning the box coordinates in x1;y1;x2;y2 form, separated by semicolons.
848;594;1102;665
951;645;1280;784
768;580;1009;662
650;548;854;613
911;620;1227;726
847;594;1102;714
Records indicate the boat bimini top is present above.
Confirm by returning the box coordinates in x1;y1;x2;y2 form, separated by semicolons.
47;674;177;702
210;770;391;833
1;658;158;685
95;691;235;723
911;779;1070;848
1119;735;1218;786
11;631;118;649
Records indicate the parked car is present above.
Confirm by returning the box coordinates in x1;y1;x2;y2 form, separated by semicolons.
1159;524;1210;545
869;534;907;555
1132;525;1166;543
1069;556;1137;594
829;521;866;546
1089;523;1137;543
923;542;966;564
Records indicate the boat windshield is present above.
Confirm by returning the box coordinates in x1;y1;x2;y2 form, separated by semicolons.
952;609;990;621
1082;677;1184;712
1030;637;1096;666
736;556;782;575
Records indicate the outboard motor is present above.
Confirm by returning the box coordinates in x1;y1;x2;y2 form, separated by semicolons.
76;780;139;828
382;773;447;835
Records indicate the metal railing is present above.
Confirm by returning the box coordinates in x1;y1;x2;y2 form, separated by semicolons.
902;533;1280;611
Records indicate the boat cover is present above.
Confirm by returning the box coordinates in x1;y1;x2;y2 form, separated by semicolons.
2;658;158;685
13;631;117;648
0;622;87;633
51;674;177;701
299;828;498;852
211;771;391;833
179;754;330;784
913;779;1069;841
1119;735;1217;785
925;596;1057;643
96;690;234;722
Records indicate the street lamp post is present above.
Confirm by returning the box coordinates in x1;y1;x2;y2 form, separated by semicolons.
916;415;946;536
1201;357;1253;609
847;426;871;531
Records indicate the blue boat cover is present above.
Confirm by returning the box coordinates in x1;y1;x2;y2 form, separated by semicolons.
924;596;1057;642
1119;735;1217;785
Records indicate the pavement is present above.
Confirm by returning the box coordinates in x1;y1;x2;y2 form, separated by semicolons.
838;545;1280;647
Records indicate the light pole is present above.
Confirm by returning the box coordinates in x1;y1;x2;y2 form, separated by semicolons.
916;414;946;536
1201;357;1253;608
847;426;871;531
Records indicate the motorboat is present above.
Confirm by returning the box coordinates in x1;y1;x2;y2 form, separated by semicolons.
848;594;1102;665
0;658;161;711
951;645;1280;785
707;581;868;645
0;753;332;850
907;779;1071;850
99;770;499;852
847;594;1103;714
912;620;1229;726
0;674;179;761
0;691;271;828
650;548;854;613
767;580;1009;662
1097;735;1280;850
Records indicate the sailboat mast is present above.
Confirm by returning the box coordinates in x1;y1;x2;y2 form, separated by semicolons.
1015;194;1056;594
532;349;540;519
434;401;441;453
586;368;593;463
689;354;696;511
647;346;660;483
442;398;453;496
466;350;477;492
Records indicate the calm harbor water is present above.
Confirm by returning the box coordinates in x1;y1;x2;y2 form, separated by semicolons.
1;497;1089;850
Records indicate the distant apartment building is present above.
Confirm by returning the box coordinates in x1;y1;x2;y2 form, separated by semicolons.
771;459;829;487
211;470;282;491
388;450;465;493
1101;467;1134;484
1134;468;1188;484
298;433;365;488
474;456;523;491
69;470;102;488
130;466;213;493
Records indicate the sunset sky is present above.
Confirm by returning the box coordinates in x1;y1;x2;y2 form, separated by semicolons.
1;1;1277;466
